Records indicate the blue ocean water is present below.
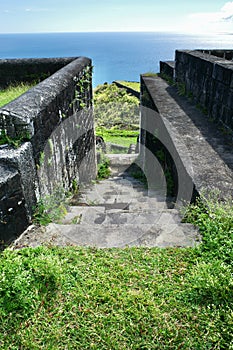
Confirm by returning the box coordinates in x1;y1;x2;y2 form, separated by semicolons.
0;32;232;86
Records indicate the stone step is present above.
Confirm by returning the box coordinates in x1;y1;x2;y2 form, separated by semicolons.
77;177;169;209
62;206;182;225
16;222;200;249
106;154;139;175
107;153;138;166
16;154;199;250
76;196;170;210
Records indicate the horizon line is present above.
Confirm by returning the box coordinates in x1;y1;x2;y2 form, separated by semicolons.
0;30;231;36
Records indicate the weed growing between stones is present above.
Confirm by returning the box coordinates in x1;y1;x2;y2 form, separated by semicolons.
97;155;111;180
159;72;175;86
177;82;186;96
74;65;93;110
0;130;31;148
33;187;69;226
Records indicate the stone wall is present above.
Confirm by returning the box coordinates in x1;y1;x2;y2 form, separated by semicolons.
140;76;182;203
159;61;175;81
199;50;233;60
175;50;233;132
0;57;76;89
0;57;97;244
140;74;233;206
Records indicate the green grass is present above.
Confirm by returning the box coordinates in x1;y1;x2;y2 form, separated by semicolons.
0;192;232;348
0;83;33;108
143;72;158;77
0;83;34;147
33;187;69;226
116;80;140;92
96;126;138;148
182;191;233;265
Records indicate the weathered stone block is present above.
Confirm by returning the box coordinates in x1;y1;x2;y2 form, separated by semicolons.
0;143;37;218
213;63;232;85
0;164;28;244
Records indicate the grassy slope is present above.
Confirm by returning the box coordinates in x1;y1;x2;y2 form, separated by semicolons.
94;83;139;148
0;83;33;108
0;194;232;349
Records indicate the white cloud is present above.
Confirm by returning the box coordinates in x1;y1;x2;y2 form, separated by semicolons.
221;2;233;20
24;8;51;13
186;2;233;34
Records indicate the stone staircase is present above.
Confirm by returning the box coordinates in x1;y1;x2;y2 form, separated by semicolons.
13;154;200;249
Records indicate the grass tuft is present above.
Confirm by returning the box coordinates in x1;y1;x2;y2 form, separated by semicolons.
115;80;140;92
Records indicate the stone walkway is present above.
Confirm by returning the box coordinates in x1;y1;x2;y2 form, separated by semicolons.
13;154;200;249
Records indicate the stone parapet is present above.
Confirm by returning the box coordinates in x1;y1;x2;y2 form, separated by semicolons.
0;57;96;244
159;61;175;81
175;50;233;132
140;75;233;204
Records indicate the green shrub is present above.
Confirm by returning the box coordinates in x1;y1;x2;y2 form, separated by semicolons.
94;83;139;129
97;155;111;180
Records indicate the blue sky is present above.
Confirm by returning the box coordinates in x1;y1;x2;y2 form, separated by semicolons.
0;1;233;34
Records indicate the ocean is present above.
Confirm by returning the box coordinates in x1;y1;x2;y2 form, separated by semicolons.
0;32;232;86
